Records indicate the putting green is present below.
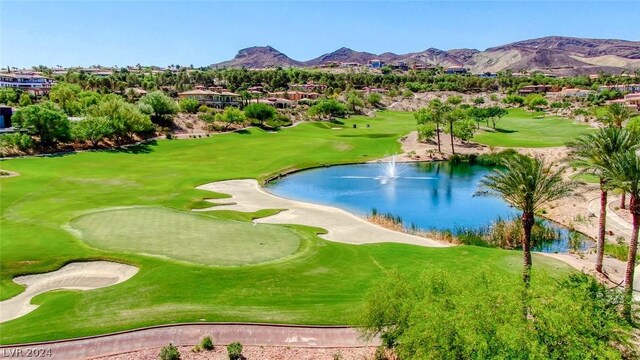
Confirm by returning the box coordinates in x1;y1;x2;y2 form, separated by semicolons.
69;207;301;266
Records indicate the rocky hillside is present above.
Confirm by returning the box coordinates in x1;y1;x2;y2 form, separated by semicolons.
211;46;303;68
211;37;640;75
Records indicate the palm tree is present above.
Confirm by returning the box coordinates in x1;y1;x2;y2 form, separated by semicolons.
606;103;632;128
601;151;640;319
568;128;640;273
601;103;633;209
477;156;578;285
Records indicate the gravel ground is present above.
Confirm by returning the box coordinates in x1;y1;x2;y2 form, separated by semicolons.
95;345;380;360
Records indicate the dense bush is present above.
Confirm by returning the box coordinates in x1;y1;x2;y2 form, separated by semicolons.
227;342;243;360
0;133;35;155
139;90;178;125
159;343;180;360
243;103;276;126
362;270;632;360
200;336;214;351
12;102;71;147
179;98;200;114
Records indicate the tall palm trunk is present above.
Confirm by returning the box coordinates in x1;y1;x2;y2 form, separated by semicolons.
596;180;608;273
621;192;626;209
449;123;455;154
521;212;534;287
623;196;639;320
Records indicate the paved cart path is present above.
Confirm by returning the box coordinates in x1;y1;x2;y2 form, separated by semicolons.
0;323;377;360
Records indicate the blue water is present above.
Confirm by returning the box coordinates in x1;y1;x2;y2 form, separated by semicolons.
265;162;590;253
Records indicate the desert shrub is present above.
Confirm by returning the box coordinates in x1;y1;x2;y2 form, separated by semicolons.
179;98;200;114
207;122;226;132
0;133;35;155
200;336;214;350
159;343;180;360
227;342;243;360
374;346;388;360
198;113;216;123
362;270;632;360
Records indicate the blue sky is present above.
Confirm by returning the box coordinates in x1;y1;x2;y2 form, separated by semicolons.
1;1;639;68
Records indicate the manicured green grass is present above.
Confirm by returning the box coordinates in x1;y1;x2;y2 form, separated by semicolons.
473;108;592;147
70;207;301;266
0;111;574;344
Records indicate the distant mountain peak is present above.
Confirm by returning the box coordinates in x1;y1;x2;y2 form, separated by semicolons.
211;36;640;75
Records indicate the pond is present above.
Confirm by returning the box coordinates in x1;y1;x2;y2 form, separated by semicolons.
265;161;590;253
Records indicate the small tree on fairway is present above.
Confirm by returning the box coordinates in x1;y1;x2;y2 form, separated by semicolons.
414;99;447;152
442;107;467;154
485;106;508;129
477;156;578;286
243;103;276;127
307;98;348;120
452;118;477;143
525;94;548;117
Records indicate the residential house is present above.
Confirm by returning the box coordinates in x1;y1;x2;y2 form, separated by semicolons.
474;72;497;78
390;62;409;71
289;83;327;92
368;59;384;69
0;72;56;96
518;84;553;95
609;93;640;110
340;62;360;68
267;91;320;101
177;89;240;108
597;84;640;94
445;66;468;75
549;88;594;99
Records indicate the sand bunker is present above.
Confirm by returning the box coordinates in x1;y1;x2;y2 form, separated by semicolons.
0;261;138;323
196;179;447;247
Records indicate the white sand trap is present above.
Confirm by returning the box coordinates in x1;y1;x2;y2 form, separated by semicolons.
196;179;448;247
0;261;138;323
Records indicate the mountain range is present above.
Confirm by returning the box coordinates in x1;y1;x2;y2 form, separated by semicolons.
211;36;640;76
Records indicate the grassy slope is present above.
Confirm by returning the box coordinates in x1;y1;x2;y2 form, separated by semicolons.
0;111;573;344
473;108;592;147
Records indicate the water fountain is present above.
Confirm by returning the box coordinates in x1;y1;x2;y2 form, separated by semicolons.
378;154;407;184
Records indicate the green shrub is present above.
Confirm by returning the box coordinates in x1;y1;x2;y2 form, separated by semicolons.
0;132;35;155
198;113;216;123
227;342;243;360
374;346;388;360
200;336;214;350
179;98;200;114
604;243;639;262
362;270;632;359
159;343;180;360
